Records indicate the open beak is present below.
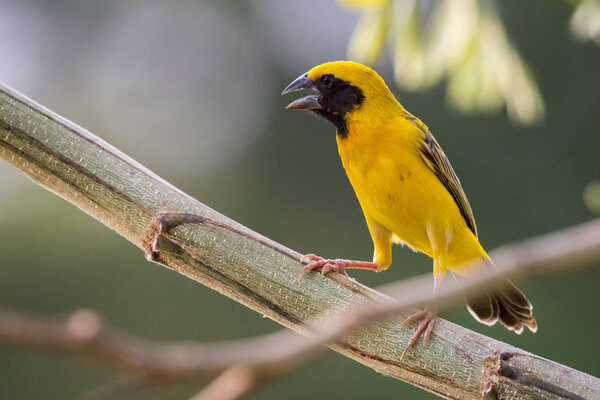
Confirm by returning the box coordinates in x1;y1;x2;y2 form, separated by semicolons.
281;73;323;110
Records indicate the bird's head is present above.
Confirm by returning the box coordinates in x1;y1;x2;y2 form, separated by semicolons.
282;61;399;137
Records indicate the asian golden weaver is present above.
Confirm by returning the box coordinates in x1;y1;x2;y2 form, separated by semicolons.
282;61;536;357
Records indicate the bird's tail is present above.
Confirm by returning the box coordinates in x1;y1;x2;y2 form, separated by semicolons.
465;278;537;334
446;233;537;333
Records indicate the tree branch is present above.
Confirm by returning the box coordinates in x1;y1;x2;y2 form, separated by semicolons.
1;81;598;399
1;217;599;398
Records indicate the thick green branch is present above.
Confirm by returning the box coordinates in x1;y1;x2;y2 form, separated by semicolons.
1;82;598;399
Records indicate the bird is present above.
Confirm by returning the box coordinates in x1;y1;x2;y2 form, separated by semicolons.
281;60;537;357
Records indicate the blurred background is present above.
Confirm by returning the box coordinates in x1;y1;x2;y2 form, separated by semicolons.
0;0;599;398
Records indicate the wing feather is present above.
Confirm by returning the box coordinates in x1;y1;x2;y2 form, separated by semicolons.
404;112;478;237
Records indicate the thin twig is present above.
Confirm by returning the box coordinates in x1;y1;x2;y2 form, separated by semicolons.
189;366;255;400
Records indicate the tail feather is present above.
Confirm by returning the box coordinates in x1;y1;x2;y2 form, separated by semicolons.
496;290;534;319
465;291;498;324
466;279;537;334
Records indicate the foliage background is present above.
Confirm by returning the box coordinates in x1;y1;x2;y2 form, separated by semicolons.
0;1;598;398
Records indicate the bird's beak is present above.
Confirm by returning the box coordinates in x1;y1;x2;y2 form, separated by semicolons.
281;73;323;110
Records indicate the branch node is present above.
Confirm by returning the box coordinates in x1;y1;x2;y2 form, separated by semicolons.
481;351;500;398
482;381;499;400
143;213;208;261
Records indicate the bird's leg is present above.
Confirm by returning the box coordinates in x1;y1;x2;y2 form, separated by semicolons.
399;272;443;359
298;254;382;280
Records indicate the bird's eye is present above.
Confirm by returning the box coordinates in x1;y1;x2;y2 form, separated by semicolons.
320;74;333;87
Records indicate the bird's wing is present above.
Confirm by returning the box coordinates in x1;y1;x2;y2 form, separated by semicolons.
405;112;478;237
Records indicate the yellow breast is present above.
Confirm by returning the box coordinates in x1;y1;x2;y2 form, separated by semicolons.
336;116;469;260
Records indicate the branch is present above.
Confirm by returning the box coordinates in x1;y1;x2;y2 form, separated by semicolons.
1;81;598;399
0;307;315;382
1;218;600;399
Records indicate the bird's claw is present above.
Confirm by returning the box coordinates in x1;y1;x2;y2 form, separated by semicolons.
321;261;349;276
300;254;323;264
399;307;438;359
298;255;350;280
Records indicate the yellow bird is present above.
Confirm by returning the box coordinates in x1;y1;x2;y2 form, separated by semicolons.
282;61;536;356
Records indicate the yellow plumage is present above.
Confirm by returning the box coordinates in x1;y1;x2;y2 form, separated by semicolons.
308;62;487;277
345;108;493;276
283;60;536;355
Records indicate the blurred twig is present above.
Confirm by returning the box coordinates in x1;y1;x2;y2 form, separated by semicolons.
1;82;600;399
189;366;255;400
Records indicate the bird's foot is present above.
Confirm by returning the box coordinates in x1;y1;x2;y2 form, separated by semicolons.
399;307;438;359
298;254;381;280
144;213;207;261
